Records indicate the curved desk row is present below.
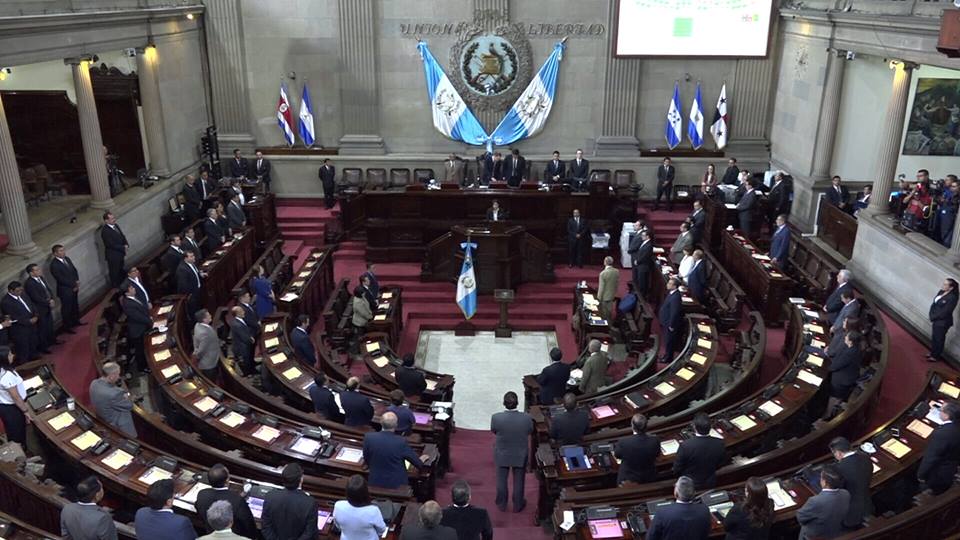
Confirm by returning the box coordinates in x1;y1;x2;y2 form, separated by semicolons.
276;247;335;320
362;335;454;403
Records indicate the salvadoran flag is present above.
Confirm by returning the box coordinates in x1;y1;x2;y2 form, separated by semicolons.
456;241;478;319
489;40;566;146
710;83;729;149
665;82;682;150
298;84;316;147
688;82;704;150
276;83;295;146
416;41;489;145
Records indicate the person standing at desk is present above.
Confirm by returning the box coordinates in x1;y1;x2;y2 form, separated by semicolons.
673;413;726;489
646;476;711;540
685;251;706;304
203;208;226;254
796;466;850;540
226;192;247;232
567;209;588;268
545;151;565;185
828;437;873;530
100;212;128;288
688;200;706;245
918;400;960;494
597;257;619;321
229;306;256;376
441;481;493;540
768;214;790;269
1;281;38;363
134;479;197;540
396;353;427;398
24;263;57;353
503;149;525;187
228;149;248;179
614;414;660;485
670;222;693;265
121;283;151;374
736;179;757;236
193;309;221;381
387;389;417;436
928;277;959;363
291;314;316;365
444;154;466;186
721;477;774;540
177;251;204;320
49;244;82;333
659;277;683;363
362;412;427;490
309;372;342;422
319;158;337;209
340;376;374;427
490;391;533;513
578;339;609;395
548;393;590;445
830;290;860;335
654;157;675;212
89;362;136;437
251;265;276;318
568;149;589;191
490;152;504;182
486;200;508;222
767;172;792;228
0;347;27;445
361;263;380;300
198;501;246;540
253;150;272;191
261;464;318;540
535;347;569;406
60;477;118;540
627;228;654;296
823;270;852;325
195;464;258;540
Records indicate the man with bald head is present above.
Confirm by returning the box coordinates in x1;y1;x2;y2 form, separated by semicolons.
362;411;429;489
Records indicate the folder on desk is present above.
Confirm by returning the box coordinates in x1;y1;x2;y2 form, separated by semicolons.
290;437;321;456
48;411;75;432
156;305;173;315
138;466;174;485
804;354;824;368
697;323;711;333
101;449;134;471
624;392;650;410
151;335;167;346
660;439;680;455
264;337;280;349
802;309;820;319
70;431;102;451
907;419;934;439
654;381;675;396
269;352;287;365
373;314;387;321
154;349;172;362
803;323;825;334
676;368;696;381
372;356;389;368
731;415;757;431
252;425;281;443
561;446;591;471
811;338;827;349
291;280;305;288
766;480;796;509
796;369;823;387
414;412;433;425
759;400;783;417
264;323;279;333
696;338;712;349
304;260;316;268
425;379;438;391
587;519;623;539
591;405;616;419
365;342;380;353
880;438;911;459
939;382;960;399
282;367;303;380
381;292;393;299
192;396;218;413
280;292;298;302
690;353;708;365
334;447;364;464
298;270;311;278
218;411;245;428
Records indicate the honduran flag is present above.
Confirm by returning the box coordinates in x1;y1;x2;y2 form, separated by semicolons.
276;83;295;146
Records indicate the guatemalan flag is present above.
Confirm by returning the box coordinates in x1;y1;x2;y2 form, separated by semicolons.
489;39;566;146
298;84;316;147
417;41;488;145
710;83;729;149
665;82;682;150
456;241;478;319
276;83;295;147
688;82;704;150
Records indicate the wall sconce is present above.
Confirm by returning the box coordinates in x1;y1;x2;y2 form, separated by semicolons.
0;68;11;81
186;12;195;20
889;59;901;70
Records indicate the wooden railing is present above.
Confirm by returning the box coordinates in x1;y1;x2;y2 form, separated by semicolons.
817;196;858;259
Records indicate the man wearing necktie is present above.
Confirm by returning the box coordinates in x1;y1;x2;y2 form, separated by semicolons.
121;283;152;374
827;175;850;210
100;212;128;288
24;264;58;353
1;281;38;362
769;214;791;270
319;159;337;209
229;148;249;179
176;251;205;318
254;150;271;191
545;150;565;185
121;267;151;309
49;244;82;332
568;149;590;192
627;227;654;296
226;192;247;232
567;209;589;268
230;305;256;376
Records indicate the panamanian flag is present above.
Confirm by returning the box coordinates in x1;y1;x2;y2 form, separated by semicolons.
456;242;478;319
710;83;729;149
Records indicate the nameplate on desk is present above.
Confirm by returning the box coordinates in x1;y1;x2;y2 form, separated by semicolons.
156;305;173;315
880;438;911;459
689;353;708;366
334;447;364;464
269;352;287;365
660;439;680;455
371;356;389;368
192;396;218;413
676;367;696;381
731;415;757;431
252;425;281;443
381;292;394;299
280;293;298;302
804;354;824;368
907;419;934;439
151;335;167;346
264;323;279;333
696;338;712;349
264;337;280;349
654;381;675;396
759;400;783;417
282;367;303;380
101;449;134;471
938;382;960;399
218;411;246;428
425;379;438;391
373;314;387;322
48;411;75;432
70;431;102;451
138;466;174;485
160;365;180;379
796;369;823;387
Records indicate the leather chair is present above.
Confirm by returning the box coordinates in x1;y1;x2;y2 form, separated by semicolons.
365;168;387;190
339;168;363;194
388;169;410;191
414;168;435;184
613;169;637;198
589;169;611;186
21;167;45;206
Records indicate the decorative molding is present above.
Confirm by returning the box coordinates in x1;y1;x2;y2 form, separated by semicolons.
448;23;533;114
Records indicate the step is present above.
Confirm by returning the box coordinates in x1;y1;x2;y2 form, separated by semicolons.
281;239;303;259
406;310;568;321
399;290;571;304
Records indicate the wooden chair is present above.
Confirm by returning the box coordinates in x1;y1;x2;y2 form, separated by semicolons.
388;168;410;190
365;168;387;190
414;168;435;184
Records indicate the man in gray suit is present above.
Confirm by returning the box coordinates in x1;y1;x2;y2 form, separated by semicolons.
830;291;860;335
669;222;694;265
796;466;850;540
490;391;533;513
89;361;136;438
61;476;118;540
226;192;246;232
579;339;609;394
444;154;467;186
193;309;221;381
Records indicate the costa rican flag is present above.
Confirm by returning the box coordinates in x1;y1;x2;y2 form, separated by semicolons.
276;83;295;146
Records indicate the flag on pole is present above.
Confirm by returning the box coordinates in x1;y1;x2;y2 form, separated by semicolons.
665;82;682;150
416;41;489;145
298;84;316;147
276;83;295;146
456;241;478;319
688;82;704;150
489;39;566;146
710;83;729;149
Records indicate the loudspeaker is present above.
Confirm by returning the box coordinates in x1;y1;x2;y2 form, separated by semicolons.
937;9;960;57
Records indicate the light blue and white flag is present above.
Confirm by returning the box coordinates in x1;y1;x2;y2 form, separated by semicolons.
417;41;489;145
456;241;478;319
298;84;316;147
489;40;566;146
665;82;682;150
688;82;704;150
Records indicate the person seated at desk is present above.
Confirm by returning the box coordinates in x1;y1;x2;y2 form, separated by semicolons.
195;464;258;540
544;151;565;185
549;393;590;445
646;476;711;540
769;214;790;269
535;347;569;406
396;353;428;398
309;372;343;422
291;314;316;365
918;400;960;495
400;501;458;540
721;477;774;540
387;389;417;436
340;376;374;427
89;361;136;438
673;413;726;489
261;464;318;540
578;339;609;395
199;501;246;540
334;475;387;540
796;466;850;540
363;412;428;490
614;413;660;486
486;200;508;222
134;479;197;540
60;476;118;540
441;481;493;540
829;437;873;531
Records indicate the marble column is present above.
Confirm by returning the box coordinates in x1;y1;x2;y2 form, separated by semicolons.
204;0;254;149
338;0;385;154
951;214;960;254
726;26;779;159
67;59;113;209
136;46;170;177
869;61;916;213
810;49;847;181
596;2;640;156
0;95;40;256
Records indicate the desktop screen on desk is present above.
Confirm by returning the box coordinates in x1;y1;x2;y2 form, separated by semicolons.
249;497;332;531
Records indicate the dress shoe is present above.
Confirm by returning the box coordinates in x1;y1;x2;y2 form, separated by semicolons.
497;504;507;512
927;357;940;363
515;500;527;513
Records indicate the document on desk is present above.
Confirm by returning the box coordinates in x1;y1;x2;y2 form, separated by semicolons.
156;305;173;315
796;369;823;387
138;466;174;485
334;447;364;464
766;481;796;509
926;403;947;425
724;203;737;209
101;449;134;471
425;379;438;390
218;411;246;428
176;482;210;506
938;382;960;399
160;364;180;379
154;349;172;362
570;369;584;379
654;381;675;396
592;405;617;419
280;293;298;302
291;280;305;288
304;260;316;268
365;342;380;353
282;367;303;380
676;367;696;381
192;396;218;413
804;354;824;368
696;338;712;349
264;323;279;333
751;254;771;262
70;431;102;451
559;510;576;532
907;419;934;439
759;400;784;417
373;314;387;321
802;309;820;319
22;375;42;392
803;323;825;335
811;338;827;349
697;323;711;333
372;356;389;368
587;519;623;539
290;437;321;456
880;438;911;459
690;353;708;365
151;334;167;346
252;425;281;443
381;292;393;299
269;352;287;365
48;411;75;432
660;439;680;455
731;415;758;431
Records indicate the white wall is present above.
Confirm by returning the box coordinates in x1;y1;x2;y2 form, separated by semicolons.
0;50;136;103
830;55;892;182
895;64;960;179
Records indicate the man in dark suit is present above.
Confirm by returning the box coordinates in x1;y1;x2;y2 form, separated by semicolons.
654;157;675;211
226;192;246;232
549;393;590;445
60;477;118;540
228;149;248;179
396;353;428;397
735;180;757;236
721;157;740;186
100;212;128;288
195;464;257;539
360;275;378;312
688;200;706;245
544;151;565;185
567;209;588;268
291;314;316;365
828;437;873;530
120;266;151;308
685;250;706;304
253;150;272;191
236;291;260;336
229;306;255;376
489;152;504;183
319;159;337;209
767;172;792;228
176;251;204;320
796;466;850;540
260;464;318;540
121;283;152;374
401;501;457;540
361;263;380;300
824;270;852;325
830;291;860;335
24;263;57;353
363;412;427;489
182;227;203;259
485;200;508;222
341;376;374;427
490;391;533;512
929;278;960;362
646;476;711;540
615;414;660;485
503;149;525;187
202;208;225;255
161;234;186;287
769;214;790;269
826;175;850;210
1;281;38;362
479;152;494;186
659;277;683;363
441;481;493;540
535;347;570;405
133;479;197;539
627;227;654;296
309;372;342;422
673;413;726;489
918;400;960;494
49;244;81;332
568;149;589;191
181;174;205;223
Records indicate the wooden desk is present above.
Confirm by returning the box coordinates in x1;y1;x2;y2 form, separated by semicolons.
242;191;278;247
720;230;794;325
573;287;614;351
362;337;455;403
817;198;858;260
786;229;840;305
366;288;404;352
277;247;335;319
229;237;294;299
198;227;256;312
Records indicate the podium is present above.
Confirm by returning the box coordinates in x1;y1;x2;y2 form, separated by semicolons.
421;223;555;293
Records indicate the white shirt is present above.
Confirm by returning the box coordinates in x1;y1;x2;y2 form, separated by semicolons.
130;277;150;304
7;294;30;314
188;264;201;287
0;368;26;403
679;255;695;280
936;291;949;303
